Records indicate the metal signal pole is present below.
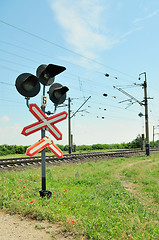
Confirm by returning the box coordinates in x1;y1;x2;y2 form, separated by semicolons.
41;86;46;192
39;85;52;198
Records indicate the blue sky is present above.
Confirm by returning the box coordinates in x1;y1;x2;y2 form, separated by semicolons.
0;0;159;147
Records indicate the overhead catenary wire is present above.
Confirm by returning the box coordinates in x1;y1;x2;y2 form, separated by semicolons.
0;35;137;87
0;19;137;80
0;57;35;69
0;20;159;128
0;49;39;63
0;20;146;94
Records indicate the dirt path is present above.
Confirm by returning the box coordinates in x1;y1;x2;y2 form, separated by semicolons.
0;210;75;240
117;159;159;213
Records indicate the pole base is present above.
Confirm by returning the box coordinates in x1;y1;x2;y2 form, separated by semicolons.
146;143;150;156
39;190;52;198
69;146;72;154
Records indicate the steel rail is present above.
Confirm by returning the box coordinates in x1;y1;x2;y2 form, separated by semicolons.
0;149;159;170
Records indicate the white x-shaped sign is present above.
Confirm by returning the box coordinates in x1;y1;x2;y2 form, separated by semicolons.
21;104;68;140
26;136;63;158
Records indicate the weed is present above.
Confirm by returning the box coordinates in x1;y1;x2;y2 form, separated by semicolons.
35;224;45;230
0;153;159;239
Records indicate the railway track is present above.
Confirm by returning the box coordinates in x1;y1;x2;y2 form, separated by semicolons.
0;149;159;170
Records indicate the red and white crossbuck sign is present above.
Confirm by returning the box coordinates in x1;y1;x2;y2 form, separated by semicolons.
22;104;67;158
21;104;68;140
26;136;63;158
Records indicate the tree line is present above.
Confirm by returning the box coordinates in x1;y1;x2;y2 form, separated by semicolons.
0;135;158;156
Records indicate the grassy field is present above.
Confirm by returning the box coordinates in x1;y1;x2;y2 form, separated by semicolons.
0;153;159;239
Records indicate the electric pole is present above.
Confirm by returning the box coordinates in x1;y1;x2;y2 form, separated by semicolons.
153;126;155;147
68;97;72;154
68;96;91;154
152;125;159;148
114;72;150;156
139;72;150;156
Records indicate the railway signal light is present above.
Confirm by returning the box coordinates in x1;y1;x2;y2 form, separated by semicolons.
15;73;40;97
15;63;68;101
36;64;66;86
15;63;69;199
48;83;69;106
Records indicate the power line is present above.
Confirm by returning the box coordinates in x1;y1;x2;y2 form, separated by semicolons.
0;57;35;69
0;81;14;86
0;65;20;73
0;49;38;63
0;19;137;79
0;20;87;58
0;20;157;129
0;38;133;87
0;40;59;61
0;98;23;104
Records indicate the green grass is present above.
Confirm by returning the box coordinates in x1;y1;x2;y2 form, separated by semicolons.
0;154;159;239
121;154;159;207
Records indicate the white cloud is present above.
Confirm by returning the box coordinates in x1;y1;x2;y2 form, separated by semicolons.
49;0;114;58
0;124;21;144
120;26;143;40
134;9;159;24
0;123;40;146
49;0;159;66
73;119;141;145
119;8;159;42
0;115;10;122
